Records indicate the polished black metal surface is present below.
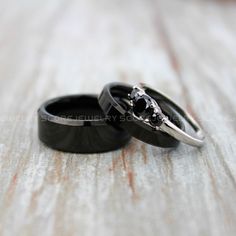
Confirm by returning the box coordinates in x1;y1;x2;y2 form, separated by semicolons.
98;83;185;148
38;95;131;153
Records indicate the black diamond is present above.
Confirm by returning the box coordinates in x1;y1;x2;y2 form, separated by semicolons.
133;98;147;115
150;114;163;127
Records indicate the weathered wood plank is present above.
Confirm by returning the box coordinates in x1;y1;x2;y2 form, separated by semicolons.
0;0;236;235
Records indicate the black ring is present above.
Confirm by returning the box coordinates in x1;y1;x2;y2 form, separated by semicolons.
98;82;185;148
38;94;131;153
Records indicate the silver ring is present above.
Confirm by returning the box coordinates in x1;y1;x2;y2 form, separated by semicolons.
129;85;205;147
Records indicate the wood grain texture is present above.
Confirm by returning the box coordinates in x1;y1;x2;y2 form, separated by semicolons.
0;0;236;235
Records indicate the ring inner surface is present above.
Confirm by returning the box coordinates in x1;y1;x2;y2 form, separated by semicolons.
110;85;131;110
46;96;105;120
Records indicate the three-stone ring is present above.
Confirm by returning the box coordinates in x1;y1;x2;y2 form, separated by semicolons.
99;82;205;148
129;85;205;147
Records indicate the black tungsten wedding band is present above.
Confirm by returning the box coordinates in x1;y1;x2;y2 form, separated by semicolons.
38;95;132;153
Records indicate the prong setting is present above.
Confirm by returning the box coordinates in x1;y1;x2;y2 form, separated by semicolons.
129;86;165;128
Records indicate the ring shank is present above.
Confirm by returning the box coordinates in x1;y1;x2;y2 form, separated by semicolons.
143;85;205;147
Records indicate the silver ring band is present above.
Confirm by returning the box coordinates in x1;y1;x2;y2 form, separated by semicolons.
130;85;205;147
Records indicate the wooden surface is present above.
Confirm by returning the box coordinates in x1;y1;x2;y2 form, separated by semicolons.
0;0;236;235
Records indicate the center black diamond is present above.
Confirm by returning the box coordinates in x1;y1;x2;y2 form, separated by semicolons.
130;87;164;127
133;98;147;114
133;95;153;118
